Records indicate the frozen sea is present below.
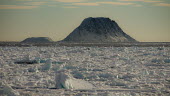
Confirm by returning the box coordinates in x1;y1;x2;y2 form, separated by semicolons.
0;46;170;96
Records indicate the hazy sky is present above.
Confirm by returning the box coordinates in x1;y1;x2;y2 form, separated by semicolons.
0;0;170;42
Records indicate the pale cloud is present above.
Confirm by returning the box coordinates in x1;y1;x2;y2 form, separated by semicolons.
155;3;170;7
16;0;34;1
63;6;78;8
118;0;170;7
23;2;46;6
98;2;134;5
0;5;38;9
2;0;169;8
71;3;99;6
119;0;163;3
134;4;143;7
70;2;136;6
143;1;162;3
55;0;85;3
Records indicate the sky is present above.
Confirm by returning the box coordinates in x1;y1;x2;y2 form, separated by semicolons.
0;0;170;42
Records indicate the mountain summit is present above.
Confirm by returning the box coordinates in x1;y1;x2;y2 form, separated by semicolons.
63;17;137;43
22;37;53;43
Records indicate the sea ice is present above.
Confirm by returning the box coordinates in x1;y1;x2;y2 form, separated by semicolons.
55;70;95;90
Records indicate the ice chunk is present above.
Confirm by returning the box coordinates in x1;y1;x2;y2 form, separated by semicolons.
55;70;95;90
164;59;170;63
14;55;38;64
28;66;39;73
0;81;20;96
41;59;52;71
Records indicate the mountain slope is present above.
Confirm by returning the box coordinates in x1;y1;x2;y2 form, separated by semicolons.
63;17;137;43
21;37;53;43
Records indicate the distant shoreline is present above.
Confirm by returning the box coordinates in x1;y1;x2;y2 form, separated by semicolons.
0;42;170;47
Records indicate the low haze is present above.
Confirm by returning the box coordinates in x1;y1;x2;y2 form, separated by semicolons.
0;0;170;42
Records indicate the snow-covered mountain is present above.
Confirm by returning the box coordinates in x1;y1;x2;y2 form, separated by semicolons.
63;17;137;43
21;37;53;43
